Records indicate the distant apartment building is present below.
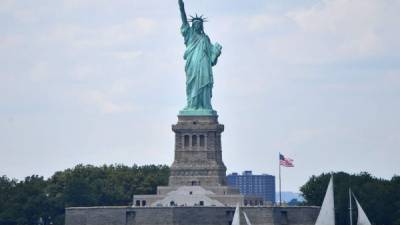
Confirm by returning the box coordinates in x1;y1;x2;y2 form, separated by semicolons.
227;171;276;204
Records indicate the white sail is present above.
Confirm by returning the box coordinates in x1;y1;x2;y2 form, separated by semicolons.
353;194;372;225
232;203;240;225
243;211;252;225
315;176;335;225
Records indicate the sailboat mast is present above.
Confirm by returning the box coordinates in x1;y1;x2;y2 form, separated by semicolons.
349;188;353;225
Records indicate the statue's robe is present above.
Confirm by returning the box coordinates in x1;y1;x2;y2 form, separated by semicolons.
181;23;221;110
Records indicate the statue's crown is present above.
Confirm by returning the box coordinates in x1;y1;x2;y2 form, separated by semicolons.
189;14;208;23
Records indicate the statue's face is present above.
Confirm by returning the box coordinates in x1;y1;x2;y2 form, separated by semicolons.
192;21;204;34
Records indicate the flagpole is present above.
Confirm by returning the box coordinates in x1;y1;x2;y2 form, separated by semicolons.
279;153;282;206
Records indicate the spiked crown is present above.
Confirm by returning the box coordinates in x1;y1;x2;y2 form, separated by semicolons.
188;14;208;23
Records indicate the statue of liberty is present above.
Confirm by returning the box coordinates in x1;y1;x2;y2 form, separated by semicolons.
178;0;222;116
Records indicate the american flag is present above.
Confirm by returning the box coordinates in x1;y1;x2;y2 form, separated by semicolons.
279;153;294;167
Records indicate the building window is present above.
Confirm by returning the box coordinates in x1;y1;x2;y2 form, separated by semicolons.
184;135;190;147
199;135;205;147
142;200;146;207
170;201;175;206
135;200;140;206
199;201;204;206
192;135;197;146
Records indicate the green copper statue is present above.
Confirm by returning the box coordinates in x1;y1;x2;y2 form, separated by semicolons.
178;0;222;116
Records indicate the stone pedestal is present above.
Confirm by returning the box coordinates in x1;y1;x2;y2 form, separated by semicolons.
132;115;257;207
169;115;227;187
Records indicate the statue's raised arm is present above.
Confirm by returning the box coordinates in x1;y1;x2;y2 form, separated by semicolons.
178;0;188;25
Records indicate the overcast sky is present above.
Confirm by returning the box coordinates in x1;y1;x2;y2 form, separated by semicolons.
1;0;399;192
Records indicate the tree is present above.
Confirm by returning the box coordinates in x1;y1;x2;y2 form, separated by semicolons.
0;175;50;225
390;176;400;225
0;176;17;225
300;172;399;225
0;164;169;225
